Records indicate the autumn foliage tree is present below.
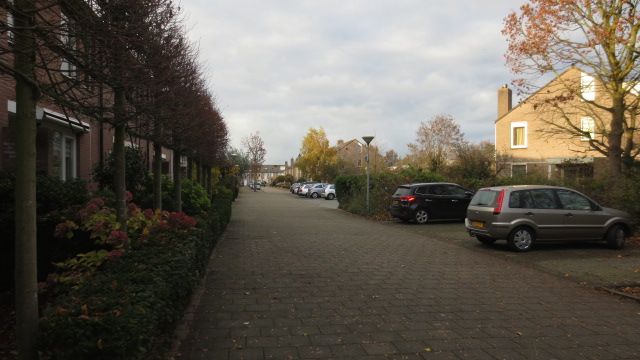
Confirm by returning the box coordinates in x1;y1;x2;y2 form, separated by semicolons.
297;128;339;181
503;0;640;177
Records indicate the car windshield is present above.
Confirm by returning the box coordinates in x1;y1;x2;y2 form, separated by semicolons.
393;187;412;196
470;189;499;207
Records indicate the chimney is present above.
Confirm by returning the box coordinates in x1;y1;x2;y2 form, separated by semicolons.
498;84;512;118
337;139;344;146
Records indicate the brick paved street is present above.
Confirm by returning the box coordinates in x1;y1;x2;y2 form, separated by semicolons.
176;187;640;359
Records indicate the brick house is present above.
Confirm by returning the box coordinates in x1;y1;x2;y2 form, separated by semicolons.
335;139;364;170
495;68;624;179
0;4;181;184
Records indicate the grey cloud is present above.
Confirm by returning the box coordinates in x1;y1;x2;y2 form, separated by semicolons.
182;0;519;163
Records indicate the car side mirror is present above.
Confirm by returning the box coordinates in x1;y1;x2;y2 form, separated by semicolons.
465;191;473;198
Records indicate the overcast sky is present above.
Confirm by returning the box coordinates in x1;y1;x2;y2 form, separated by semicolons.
181;1;522;164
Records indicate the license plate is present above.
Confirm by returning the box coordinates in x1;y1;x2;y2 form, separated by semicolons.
393;200;399;205
471;221;484;229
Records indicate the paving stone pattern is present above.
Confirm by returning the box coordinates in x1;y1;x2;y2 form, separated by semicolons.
177;188;640;359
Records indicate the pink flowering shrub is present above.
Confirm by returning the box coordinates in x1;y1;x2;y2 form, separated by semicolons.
50;196;198;289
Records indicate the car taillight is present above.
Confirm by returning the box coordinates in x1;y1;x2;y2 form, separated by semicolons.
399;195;416;203
493;189;505;215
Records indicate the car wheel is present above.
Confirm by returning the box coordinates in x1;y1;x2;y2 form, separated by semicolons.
311;192;319;199
327;193;335;200
414;209;429;224
476;236;496;245
606;224;626;249
507;226;535;252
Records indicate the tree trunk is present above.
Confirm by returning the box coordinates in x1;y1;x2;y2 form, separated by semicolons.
112;114;127;225
173;149;182;212
608;95;625;179
14;0;40;358
153;141;162;210
194;160;199;183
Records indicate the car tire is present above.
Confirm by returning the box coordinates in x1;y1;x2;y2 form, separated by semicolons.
327;193;335;200
311;192;319;199
606;224;627;249
476;236;496;245
414;209;429;224
507;226;535;252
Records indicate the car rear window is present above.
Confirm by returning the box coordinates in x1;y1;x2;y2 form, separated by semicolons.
393;187;412;196
470;190;499;207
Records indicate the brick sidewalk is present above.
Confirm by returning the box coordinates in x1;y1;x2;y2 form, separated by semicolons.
176;187;640;359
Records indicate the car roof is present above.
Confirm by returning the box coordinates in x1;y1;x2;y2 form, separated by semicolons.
478;185;569;191
398;182;462;188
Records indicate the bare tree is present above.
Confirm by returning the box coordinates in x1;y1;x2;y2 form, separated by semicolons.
406;114;466;173
503;0;640;177
383;149;399;167
242;132;266;184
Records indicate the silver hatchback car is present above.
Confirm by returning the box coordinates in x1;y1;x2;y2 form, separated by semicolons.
465;185;633;252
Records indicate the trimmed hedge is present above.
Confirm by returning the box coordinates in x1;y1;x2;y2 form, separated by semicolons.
336;168;640;221
39;229;212;359
336;169;442;217
38;185;235;359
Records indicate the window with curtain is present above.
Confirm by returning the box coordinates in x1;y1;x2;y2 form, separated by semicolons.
510;121;527;148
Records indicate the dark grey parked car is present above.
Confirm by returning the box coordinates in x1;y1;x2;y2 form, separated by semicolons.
389;183;473;224
465;185;633;252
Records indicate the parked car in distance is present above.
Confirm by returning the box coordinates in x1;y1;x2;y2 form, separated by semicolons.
295;181;314;195
389;183;473;224
307;183;327;198
298;183;315;197
465;185;633;252
252;182;261;190
290;183;300;193
321;184;336;200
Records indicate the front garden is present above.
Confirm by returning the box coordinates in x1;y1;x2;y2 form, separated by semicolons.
1;151;238;359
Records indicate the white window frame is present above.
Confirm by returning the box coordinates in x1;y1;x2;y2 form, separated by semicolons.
580;116;595;141
7;0;14;44
52;131;77;181
581;72;596;101
510;121;528;149
511;163;527;177
60;12;77;78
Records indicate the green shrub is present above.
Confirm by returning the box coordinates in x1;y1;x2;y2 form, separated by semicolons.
39;180;235;359
336;169;442;218
39;228;212;359
180;179;211;216
0;173;90;289
92;147;149;196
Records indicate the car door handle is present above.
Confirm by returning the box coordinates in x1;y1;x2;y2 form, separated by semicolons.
451;199;458;202
564;213;574;217
525;212;534;216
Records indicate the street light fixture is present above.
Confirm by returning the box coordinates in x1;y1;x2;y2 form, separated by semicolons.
362;136;374;214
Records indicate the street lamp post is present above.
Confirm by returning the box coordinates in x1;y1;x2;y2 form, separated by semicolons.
362;136;375;214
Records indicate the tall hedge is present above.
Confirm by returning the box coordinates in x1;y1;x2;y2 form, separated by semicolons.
335;169;442;218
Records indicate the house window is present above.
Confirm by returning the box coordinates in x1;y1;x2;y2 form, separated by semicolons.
6;0;14;44
51;130;76;180
511;164;527;177
510;121;527;148
60;12;77;78
580;117;595;140
581;72;595;101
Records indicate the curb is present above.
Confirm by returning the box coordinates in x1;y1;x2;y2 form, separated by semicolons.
167;221;233;358
598;286;640;303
